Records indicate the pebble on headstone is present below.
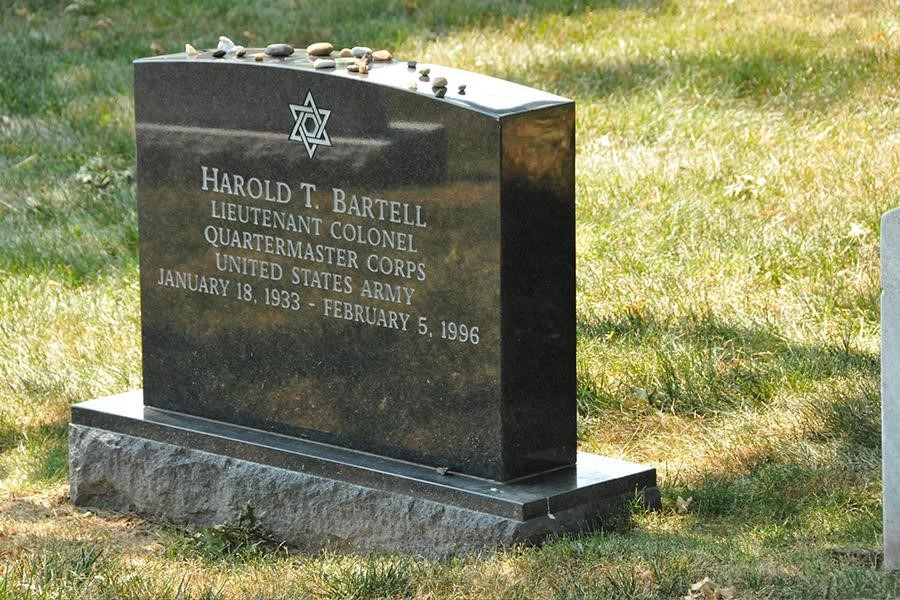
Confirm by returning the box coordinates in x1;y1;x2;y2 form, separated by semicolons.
372;49;392;61
434;87;447;98
346;63;359;73
212;49;226;58
458;84;467;94
407;60;417;69
217;36;235;52
314;58;336;69
265;43;294;57
432;76;448;88
339;48;353;57
234;46;246;57
307;42;333;56
254;53;265;62
351;46;371;58
184;43;198;57
358;62;369;74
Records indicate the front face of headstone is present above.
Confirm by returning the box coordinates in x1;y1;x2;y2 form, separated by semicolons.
135;54;574;481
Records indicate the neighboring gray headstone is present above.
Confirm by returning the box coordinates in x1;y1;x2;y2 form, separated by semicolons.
883;208;900;569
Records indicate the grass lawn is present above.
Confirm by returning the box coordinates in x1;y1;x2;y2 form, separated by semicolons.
1;0;899;597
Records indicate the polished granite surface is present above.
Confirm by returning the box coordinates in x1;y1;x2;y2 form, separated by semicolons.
135;54;574;481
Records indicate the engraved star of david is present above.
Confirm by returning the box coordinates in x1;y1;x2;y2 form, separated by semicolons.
288;91;332;158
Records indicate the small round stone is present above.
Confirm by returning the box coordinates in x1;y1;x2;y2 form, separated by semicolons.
339;48;353;57
407;60;417;69
234;46;246;57
432;76;447;88
314;58;336;69
212;49;226;58
351;46;371;58
254;53;265;62
358;63;369;74
347;63;359;73
419;67;430;76
434;87;447;98
372;49;392;61
408;81;417;90
307;42;333;56
458;84;467;94
265;43;294;57
185;43;198;57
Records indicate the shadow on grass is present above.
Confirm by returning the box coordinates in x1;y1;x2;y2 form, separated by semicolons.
0;420;69;485
576;306;878;418
515;41;894;109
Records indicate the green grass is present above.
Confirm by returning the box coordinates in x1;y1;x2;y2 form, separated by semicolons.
1;0;899;597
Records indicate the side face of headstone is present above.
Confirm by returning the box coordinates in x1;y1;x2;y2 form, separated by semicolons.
883;208;900;570
134;56;575;481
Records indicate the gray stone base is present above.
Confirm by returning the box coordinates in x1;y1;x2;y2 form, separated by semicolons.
70;424;647;557
69;392;658;557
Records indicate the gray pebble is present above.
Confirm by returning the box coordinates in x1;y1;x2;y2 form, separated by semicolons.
407;60;417;69
347;63;359;73
314;58;336;69
212;49;226;58
434;87;446;98
265;43;294;57
419;67;430;76
236;48;246;58
432;76;448;88
458;84;467;94
351;46;372;58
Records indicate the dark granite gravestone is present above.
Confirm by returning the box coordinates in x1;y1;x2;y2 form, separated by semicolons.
69;46;657;555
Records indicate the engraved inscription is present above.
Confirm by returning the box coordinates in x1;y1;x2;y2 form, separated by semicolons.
152;164;481;344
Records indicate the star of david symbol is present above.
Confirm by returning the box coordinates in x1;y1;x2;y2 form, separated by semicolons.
289;91;332;158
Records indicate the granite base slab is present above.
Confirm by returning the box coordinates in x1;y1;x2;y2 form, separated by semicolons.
69;392;658;556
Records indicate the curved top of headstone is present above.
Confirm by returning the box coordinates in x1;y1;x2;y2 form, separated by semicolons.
135;49;572;119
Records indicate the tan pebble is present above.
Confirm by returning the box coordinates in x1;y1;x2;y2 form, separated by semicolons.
372;49;392;61
408;81;417;90
185;43;198;57
254;53;265;62
359;63;369;74
432;76;448;87
307;42;333;56
339;48;353;57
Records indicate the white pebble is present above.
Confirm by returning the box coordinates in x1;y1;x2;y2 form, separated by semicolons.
314;58;336;69
184;43;198;57
217;36;235;52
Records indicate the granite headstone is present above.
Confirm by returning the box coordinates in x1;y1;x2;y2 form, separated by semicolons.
69;44;657;555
